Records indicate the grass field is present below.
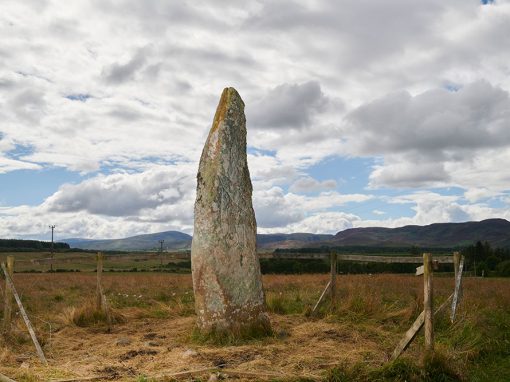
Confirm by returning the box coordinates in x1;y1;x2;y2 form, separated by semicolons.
0;270;509;381
0;252;191;273
0;249;454;272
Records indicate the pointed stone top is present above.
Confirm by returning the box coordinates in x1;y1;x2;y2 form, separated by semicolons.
221;87;244;106
211;87;244;132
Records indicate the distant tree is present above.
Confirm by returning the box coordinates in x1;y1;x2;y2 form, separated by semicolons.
482;241;492;261
486;255;500;270
410;245;421;255
463;240;494;275
496;260;510;277
477;261;489;277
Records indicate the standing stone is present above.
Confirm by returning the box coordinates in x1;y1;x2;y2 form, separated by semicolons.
191;87;270;337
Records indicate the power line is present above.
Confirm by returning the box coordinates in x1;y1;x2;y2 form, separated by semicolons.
158;240;164;266
49;225;55;272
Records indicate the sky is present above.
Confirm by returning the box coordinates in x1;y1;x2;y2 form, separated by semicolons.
1;0;510;241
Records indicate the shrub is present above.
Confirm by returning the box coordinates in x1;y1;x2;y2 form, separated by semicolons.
59;301;125;327
496;260;510;277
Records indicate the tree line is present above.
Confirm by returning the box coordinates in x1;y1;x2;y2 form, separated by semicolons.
461;241;510;277
0;239;70;252
259;258;452;275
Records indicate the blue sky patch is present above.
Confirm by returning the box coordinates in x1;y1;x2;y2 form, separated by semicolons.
307;156;373;194
65;93;92;102
0;168;85;206
7;144;34;159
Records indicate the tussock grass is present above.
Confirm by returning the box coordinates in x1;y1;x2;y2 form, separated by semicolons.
326;352;461;382
191;319;273;346
266;291;306;315
58;301;125;327
1;273;509;381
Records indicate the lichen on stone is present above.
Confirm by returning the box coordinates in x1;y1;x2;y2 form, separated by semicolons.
191;87;270;338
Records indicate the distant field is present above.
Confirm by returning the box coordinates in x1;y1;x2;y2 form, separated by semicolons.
0;271;509;381
0;252;191;273
0;250;453;274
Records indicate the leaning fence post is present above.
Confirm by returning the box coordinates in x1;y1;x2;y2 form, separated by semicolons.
3;256;14;334
1;263;47;364
452;251;462;312
453;252;460;281
451;254;464;323
96;252;103;311
423;252;434;354
0;371;17;382
95;252;112;329
330;252;337;308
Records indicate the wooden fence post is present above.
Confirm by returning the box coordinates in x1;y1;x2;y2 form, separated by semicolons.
0;371;17;382
96;252;103;311
423;253;434;354
3;256;14;334
453;252;460;281
330;252;337;308
451;255;464;323
391;293;453;360
1;263;47;365
311;281;331;314
95;253;112;329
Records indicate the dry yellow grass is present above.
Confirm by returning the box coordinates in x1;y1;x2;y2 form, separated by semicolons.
0;273;508;381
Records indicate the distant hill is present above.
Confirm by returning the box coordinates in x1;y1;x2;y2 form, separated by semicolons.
257;233;333;249
61;219;510;251
64;231;332;251
326;219;510;248
64;231;192;251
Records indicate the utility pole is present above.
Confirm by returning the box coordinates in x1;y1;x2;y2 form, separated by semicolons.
158;240;164;267
49;225;55;272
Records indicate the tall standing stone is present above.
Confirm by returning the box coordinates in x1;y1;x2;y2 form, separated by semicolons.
191;87;270;337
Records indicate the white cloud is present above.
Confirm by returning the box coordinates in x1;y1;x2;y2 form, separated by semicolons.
248;81;329;130
0;156;41;173
464;187;501;203
44;165;195;217
345;81;510;157
358;191;510;229
260;211;361;235
0;165;197;239
289;176;337;193
254;186;372;230
1;0;510;238
342;81;510;194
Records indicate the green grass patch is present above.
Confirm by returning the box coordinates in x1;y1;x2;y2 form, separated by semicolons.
191;319;273;346
325;354;461;382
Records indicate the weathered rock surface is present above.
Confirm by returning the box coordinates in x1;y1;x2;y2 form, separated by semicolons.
191;87;270;336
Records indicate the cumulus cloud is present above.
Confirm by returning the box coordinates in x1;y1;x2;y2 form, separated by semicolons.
346;191;510;232
0;165;197;239
45;165;195;217
261;211;361;235
253;187;304;228
464;188;501;203
1;0;510;238
342;81;510;190
102;47;150;84
369;162;450;189
254;186;372;229
249;81;328;129
0;205;190;240
345;81;510;157
0;156;41;173
289;176;337;193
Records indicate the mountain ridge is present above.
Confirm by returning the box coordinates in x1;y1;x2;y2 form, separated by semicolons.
62;218;510;251
325;218;510;248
